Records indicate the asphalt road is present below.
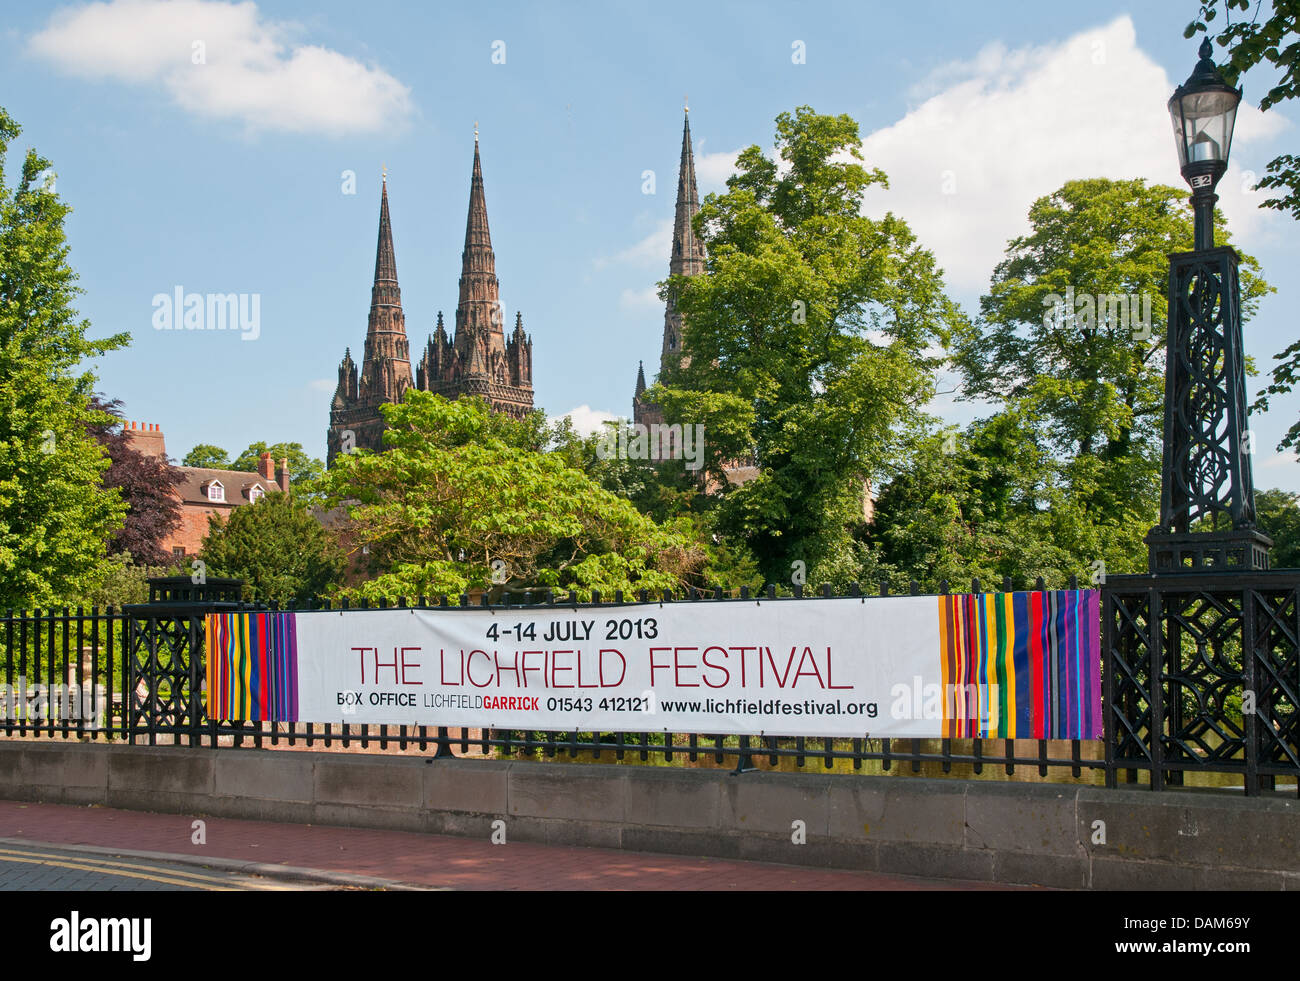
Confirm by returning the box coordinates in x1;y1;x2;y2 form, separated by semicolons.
0;842;329;891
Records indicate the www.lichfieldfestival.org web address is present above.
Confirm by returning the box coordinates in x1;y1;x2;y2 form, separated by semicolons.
658;697;876;717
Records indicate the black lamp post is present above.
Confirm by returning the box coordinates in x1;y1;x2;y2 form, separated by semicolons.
1147;38;1269;572
1102;41;1296;798
1168;38;1243;250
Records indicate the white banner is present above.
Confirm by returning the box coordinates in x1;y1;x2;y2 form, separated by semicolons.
205;592;1102;739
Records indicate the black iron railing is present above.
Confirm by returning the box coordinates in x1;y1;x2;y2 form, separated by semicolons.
3;575;1294;794
0;606;126;740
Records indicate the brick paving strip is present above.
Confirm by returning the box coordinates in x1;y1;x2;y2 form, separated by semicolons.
0;801;1031;891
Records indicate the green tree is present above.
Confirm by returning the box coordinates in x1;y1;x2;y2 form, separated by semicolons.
89;396;184;566
662;106;962;585
548;417;762;590
953;178;1270;565
64;550;181;609
182;444;229;468
230;441;323;493
1255;488;1300;567
0;106;128;608
317;391;704;600
200;491;345;605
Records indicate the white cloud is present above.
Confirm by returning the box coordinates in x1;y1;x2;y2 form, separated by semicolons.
619;285;661;310
859;16;1288;294
29;0;413;135
308;378;335;392
554;405;620;437
695;148;740;192
595;219;670;270
1263;450;1300;468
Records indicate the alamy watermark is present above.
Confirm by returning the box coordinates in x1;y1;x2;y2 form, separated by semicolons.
1042;286;1153;341
152;287;261;341
0;678;107;725
595;421;706;471
890;677;1001;726
50;912;151;961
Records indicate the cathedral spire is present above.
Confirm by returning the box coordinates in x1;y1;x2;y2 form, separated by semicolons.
462;137;496;280
332;143;534;468
635;108;707;424
660;108;704;370
371;177;401;319
359;177;412;402
454;133;504;373
671;108;705;279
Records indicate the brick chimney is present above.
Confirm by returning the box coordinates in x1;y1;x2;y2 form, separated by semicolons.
257;451;275;481
124;421;167;460
277;457;290;493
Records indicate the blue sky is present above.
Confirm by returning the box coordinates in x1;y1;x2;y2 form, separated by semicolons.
3;0;1299;491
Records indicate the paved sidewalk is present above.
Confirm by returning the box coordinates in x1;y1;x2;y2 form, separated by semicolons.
0;801;1021;890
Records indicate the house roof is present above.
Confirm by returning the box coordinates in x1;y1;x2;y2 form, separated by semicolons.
176;466;282;506
724;466;759;486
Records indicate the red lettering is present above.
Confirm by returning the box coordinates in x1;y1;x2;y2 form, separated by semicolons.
760;646;796;689
701;646;730;688
467;650;493;688
600;649;626;687
649;647;670;687
354;647;369;684
791;646;824;688
401;647;422;684
494;650;521;686
826;647;852;689
730;646;756;687
576;648;598;688
550;650;574;688
521;651;544;689
439;649;460;686
674;646;700;687
373;647;399;684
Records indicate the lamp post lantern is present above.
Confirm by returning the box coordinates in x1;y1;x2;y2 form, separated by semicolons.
1168;38;1243;250
1147;38;1269;572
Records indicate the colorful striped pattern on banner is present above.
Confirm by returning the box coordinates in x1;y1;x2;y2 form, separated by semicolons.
937;590;1100;740
204;612;299;722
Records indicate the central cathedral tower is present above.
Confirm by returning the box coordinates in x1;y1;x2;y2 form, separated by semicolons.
417;133;534;418
328;134;534;468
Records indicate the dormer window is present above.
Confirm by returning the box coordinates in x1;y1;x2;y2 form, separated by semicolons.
207;480;224;503
249;485;264;503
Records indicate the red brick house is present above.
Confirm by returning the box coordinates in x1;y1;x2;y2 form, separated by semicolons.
123;422;289;559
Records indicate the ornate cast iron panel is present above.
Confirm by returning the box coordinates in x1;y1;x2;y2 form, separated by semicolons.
1104;572;1300;795
1252;586;1300;774
1148;247;1270;571
124;577;245;745
124;613;204;744
1104;585;1154;777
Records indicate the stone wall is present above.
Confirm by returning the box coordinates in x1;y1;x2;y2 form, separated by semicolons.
1;741;1296;889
